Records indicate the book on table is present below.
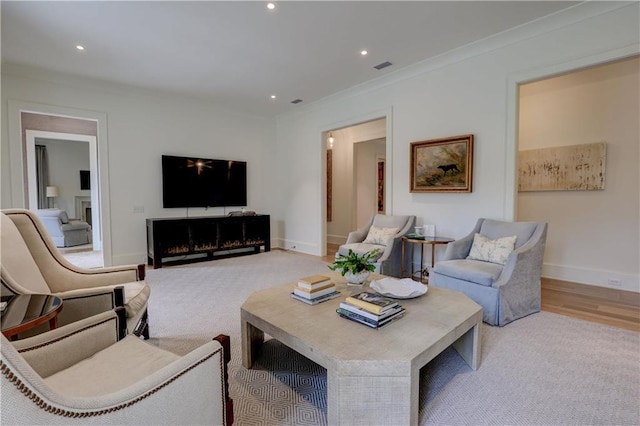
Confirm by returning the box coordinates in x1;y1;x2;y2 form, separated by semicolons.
336;307;406;329
344;291;399;315
290;290;341;305
293;283;336;299
291;274;339;305
297;274;332;290
338;302;403;322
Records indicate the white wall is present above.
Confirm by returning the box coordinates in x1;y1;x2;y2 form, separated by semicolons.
518;57;639;292
276;2;639;290
37;138;91;218
2;68;277;265
354;139;386;229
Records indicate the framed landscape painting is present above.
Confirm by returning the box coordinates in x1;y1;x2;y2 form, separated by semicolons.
410;134;474;193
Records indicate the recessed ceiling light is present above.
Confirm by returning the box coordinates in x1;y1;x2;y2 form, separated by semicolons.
267;2;275;10
360;50;368;56
270;95;276;99
76;45;85;51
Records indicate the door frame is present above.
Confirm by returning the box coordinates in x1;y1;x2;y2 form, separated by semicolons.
7;100;113;265
505;45;638;220
25;130;101;249
320;107;393;257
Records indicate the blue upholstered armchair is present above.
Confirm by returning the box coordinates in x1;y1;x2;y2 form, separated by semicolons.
430;218;547;326
336;214;416;278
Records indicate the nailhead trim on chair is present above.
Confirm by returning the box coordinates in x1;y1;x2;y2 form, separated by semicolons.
1;348;223;419
16;317;118;353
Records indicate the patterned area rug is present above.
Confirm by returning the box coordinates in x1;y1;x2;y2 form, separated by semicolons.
145;251;640;425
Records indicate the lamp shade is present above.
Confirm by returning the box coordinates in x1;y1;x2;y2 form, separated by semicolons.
46;186;59;197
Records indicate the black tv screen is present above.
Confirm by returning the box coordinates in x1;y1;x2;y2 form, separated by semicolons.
162;155;247;208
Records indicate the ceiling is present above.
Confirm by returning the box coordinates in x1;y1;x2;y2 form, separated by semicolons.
1;1;580;117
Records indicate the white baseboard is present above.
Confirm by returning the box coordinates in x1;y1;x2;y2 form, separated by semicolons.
274;238;320;256
326;234;347;246
111;253;147;267
543;262;639;293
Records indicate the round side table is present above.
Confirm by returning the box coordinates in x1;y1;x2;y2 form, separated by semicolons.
1;294;63;341
400;236;454;283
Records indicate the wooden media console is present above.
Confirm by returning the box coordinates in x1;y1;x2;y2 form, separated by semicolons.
146;215;270;268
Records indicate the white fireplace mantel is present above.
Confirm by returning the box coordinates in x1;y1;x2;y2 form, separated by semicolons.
74;196;91;222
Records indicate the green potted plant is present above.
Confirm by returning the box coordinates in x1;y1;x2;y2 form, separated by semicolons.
329;248;380;285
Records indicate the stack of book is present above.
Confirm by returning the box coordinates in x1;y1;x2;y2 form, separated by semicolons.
337;291;405;329
290;274;341;305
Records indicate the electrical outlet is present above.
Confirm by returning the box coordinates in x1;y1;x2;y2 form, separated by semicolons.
290;245;296;249
607;278;622;287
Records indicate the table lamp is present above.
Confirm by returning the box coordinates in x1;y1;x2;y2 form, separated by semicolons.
46;186;59;208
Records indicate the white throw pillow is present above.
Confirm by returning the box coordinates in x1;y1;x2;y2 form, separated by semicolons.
363;226;400;246
467;233;517;265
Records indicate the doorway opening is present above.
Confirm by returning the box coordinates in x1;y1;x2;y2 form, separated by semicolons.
8;101;112;266
324;116;388;257
19;112;104;267
516;56;638;291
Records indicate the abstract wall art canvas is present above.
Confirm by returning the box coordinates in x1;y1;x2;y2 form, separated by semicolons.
518;142;606;191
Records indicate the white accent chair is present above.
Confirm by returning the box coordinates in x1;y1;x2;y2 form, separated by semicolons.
336;214;416;277
1;209;150;338
35;208;91;248
430;218;548;326
1;310;234;425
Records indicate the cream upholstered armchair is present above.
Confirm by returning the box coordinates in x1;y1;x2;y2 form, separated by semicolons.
1;209;150;338
430;218;548;326
336;214;416;277
1;310;234;425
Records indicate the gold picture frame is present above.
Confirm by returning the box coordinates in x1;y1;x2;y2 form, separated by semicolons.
410;134;474;193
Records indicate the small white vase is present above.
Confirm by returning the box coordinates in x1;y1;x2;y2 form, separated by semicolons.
344;270;370;285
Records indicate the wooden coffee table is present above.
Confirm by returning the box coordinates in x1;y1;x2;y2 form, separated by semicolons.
241;272;482;425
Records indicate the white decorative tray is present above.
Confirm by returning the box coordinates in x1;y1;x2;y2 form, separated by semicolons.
370;277;427;299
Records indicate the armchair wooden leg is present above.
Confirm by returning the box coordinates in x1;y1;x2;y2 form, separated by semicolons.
133;309;150;340
114;307;127;340
213;334;234;426
113;286;125;309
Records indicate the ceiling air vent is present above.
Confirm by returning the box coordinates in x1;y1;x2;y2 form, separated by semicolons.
290;99;303;104
374;61;393;70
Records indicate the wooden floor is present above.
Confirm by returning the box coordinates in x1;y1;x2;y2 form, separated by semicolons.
315;244;639;332
541;277;639;332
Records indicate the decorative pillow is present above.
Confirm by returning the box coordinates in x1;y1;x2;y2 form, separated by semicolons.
467;233;517;265
58;210;70;224
363;226;400;246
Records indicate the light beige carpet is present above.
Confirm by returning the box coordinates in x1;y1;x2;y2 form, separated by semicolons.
145;251;640;425
61;250;104;269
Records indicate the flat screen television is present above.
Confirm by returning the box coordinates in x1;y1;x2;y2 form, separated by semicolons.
162;155;247;208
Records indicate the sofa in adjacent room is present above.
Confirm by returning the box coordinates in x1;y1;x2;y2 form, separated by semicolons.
35;208;91;247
